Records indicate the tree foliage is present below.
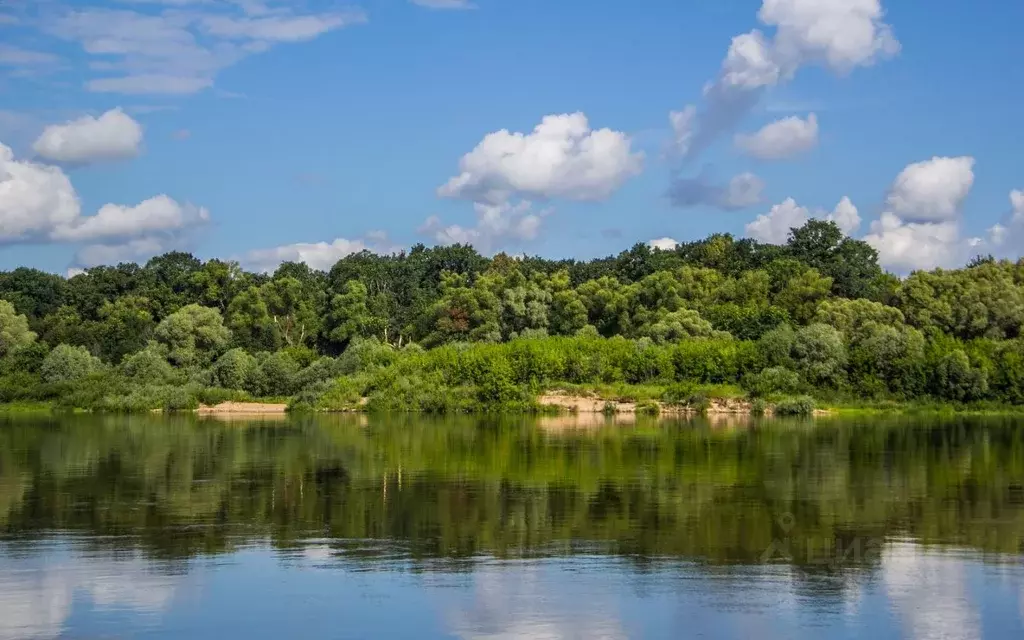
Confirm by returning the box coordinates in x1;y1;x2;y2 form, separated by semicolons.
1;222;1024;408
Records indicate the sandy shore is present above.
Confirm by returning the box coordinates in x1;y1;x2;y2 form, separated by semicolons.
536;391;756;416
196;401;289;415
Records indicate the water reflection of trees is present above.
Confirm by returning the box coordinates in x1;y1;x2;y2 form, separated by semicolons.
1;415;1022;566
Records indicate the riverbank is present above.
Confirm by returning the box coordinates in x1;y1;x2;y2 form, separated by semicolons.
10;389;1024;418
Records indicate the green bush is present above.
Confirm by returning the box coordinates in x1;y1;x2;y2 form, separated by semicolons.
636;399;660;416
41;344;103;384
774;395;816;416
750;398;769;416
213;348;259;391
743;366;801;398
249;351;301;397
121;344;176;384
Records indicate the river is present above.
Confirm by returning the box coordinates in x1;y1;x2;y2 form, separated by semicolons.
1;413;1022;639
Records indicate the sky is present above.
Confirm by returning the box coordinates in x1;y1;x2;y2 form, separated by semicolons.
1;0;1023;276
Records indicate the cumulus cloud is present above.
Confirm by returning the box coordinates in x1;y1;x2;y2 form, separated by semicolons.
243;233;399;273
431;112;640;252
439;112;643;204
674;0;897;160
864;156;976;271
669;171;765;211
0;140;208;267
53;195;209;242
42;3;365;95
649;237;679;251
762;0;901;73
420;201;545;253
32;108;143;164
0;143;82;242
864;214;962;272
885;156;975;223
668;106;696;157
736;113;818;160
984;189;1024;252
746;195;860;244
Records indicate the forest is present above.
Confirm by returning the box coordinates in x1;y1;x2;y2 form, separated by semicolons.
1;220;1023;413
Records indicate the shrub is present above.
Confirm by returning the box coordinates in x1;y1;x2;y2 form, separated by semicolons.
213;348;258;390
743;366;801;398
251;351;301;397
750;398;768;416
195;387;250;406
774;395;815;417
294;357;343;391
337;338;397;375
661;382;696;405
636;399;660;416
41;344;102;384
121;344;176;384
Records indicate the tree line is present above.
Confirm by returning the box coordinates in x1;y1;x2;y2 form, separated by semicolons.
1;220;1023;410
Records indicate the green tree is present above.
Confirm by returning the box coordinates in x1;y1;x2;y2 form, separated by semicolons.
0;299;37;358
791;324;847;388
775;268;832;325
326;281;388;351
154;304;232;368
226;287;279;352
41;344;102;383
260;277;322;348
95;296;155;363
213;348;259;390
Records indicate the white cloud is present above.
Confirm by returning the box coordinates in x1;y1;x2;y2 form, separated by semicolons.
53;195;209;242
674;0;898;160
885;156;975;223
863;213;962;271
0;141;209;268
746;198;808;244
829;196;861;234
243;233;399;273
74;236;171;268
44;4;364;95
721;30;781;90
669;171;765;211
199;11;365;43
746;195;860;244
668;105;696;157
89;75;214;95
420;201;545;253
0;143;81;242
760;0;901;73
32;108;143;164
0;45;60;68
649;237;679;251
735;113;818;160
439;112;644;204
985;189;1024;251
864;156;976;271
411;0;477;9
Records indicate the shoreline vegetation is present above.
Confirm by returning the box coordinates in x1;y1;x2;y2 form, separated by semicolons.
3;221;1024;420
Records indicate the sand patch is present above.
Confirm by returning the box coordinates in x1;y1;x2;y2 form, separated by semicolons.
196;401;289;415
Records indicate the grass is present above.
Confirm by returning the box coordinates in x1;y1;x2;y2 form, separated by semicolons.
0;401;54;414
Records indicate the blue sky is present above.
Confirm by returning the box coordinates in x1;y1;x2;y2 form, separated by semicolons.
1;0;1023;274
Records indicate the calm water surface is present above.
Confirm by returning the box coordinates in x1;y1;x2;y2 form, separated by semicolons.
1;413;1023;639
